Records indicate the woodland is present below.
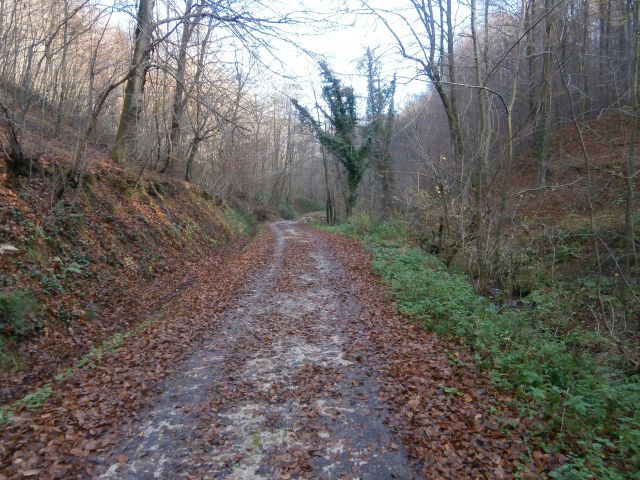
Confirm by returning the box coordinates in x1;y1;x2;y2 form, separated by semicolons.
0;0;639;478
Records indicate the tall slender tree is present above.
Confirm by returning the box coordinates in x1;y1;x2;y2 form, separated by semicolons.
535;0;554;187
622;0;639;325
110;0;155;164
360;48;397;215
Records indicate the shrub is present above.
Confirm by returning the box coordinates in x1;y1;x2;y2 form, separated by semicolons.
279;204;297;220
225;208;257;236
348;212;373;235
0;290;39;337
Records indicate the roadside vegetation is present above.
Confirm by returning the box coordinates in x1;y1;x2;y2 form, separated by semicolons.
318;215;640;479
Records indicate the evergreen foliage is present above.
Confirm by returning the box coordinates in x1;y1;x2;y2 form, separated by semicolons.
292;62;370;217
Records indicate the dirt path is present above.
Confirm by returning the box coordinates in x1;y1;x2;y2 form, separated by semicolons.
3;222;536;479
96;222;414;479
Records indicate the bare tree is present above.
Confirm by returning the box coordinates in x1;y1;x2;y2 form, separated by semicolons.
364;0;465;174
110;0;155;164
622;0;639;325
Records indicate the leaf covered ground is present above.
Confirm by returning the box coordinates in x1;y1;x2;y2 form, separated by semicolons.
0;158;253;404
0;227;275;478
1;222;545;478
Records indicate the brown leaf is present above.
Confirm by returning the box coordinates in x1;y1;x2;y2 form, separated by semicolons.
20;470;41;477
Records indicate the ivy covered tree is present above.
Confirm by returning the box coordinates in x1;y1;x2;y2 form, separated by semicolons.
292;62;369;218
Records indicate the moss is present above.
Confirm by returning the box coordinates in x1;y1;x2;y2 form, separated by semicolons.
0;289;39;337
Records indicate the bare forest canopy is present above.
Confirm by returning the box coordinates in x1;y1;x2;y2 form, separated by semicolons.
0;0;638;304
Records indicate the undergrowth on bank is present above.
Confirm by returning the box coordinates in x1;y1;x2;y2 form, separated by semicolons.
317;216;640;479
225;208;258;236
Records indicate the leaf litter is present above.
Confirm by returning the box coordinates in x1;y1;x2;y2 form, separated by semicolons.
1;222;541;479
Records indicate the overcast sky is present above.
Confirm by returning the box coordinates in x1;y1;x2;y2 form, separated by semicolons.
267;0;428;108
106;0;463;111
240;0;471;109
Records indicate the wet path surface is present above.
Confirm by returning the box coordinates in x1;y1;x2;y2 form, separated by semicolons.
97;222;415;479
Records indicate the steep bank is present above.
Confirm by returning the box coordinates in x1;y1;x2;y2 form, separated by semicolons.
0;152;256;404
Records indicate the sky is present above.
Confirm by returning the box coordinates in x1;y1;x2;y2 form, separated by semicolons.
262;0;428;108
105;0;448;111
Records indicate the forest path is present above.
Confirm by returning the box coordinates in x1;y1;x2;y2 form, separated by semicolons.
97;222;416;479
2;221;531;478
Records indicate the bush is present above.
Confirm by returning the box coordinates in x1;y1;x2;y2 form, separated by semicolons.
348;212;373;235
225;208;257;236
279;204;297;220
0;290;39;337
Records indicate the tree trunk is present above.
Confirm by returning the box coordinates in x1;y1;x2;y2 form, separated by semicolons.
495;0;526;283
445;0;463;167
525;0;536;117
162;0;195;174
580;0;590;116
622;0;639;326
471;0;489;294
346;179;358;219
380;172;393;215
536;0;553;187
182;18;214;182
0;99;27;175
53;0;70;138
381;79;396;215
184;136;201;182
111;0;155;164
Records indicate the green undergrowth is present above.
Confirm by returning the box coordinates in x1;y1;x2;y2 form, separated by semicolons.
0;290;39;337
0;315;158;426
224;208;258;236
280;198;324;220
316;216;640;479
294;197;324;214
0;290;39;371
279;204;297;220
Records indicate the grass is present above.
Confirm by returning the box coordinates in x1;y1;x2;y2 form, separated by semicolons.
225;208;258;236
0;315;158;425
316;215;640;479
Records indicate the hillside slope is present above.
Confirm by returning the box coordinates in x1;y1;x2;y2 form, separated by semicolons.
0;150;256;404
505;113;632;224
